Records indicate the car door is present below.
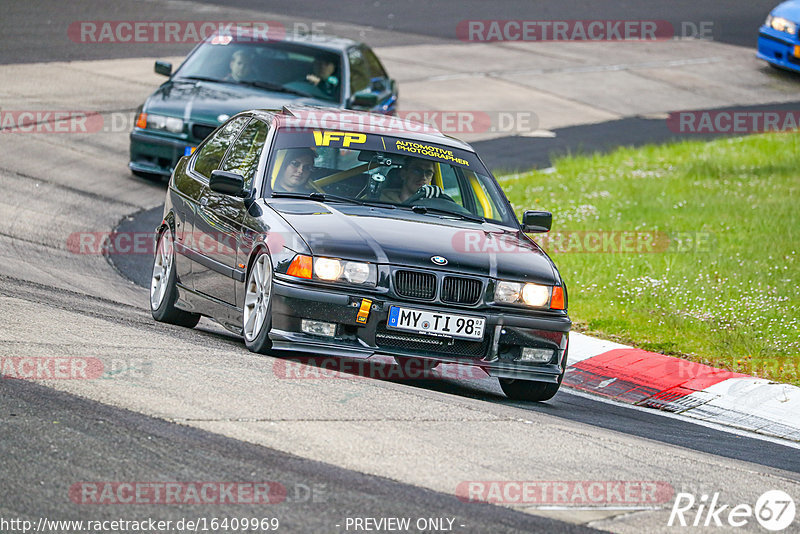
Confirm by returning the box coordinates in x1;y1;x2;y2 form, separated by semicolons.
194;117;270;306
185;115;248;302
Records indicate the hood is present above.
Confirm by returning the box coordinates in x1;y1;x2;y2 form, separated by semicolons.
144;80;335;126
270;201;557;284
772;0;800;18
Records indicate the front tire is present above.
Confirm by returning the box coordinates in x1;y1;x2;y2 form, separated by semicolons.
499;378;561;402
500;349;567;402
150;229;200;327
243;251;273;354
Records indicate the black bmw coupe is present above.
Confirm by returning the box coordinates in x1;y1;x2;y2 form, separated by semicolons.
150;107;570;401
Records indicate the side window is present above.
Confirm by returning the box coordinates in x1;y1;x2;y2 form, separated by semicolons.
439;164;464;206
362;46;387;80
461;171;507;221
348;47;369;94
220;119;269;190
193;116;249;179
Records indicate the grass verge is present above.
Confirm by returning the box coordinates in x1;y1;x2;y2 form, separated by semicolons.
500;133;799;385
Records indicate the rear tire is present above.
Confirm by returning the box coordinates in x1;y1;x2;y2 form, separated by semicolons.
150;229;200;327
243;251;273;354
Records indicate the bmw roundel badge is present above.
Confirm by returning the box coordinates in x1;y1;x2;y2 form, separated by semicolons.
431;255;448;265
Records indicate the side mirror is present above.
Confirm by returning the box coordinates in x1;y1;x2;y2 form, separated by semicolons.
210;170;246;197
521;210;552;233
370;78;387;92
350;90;379;108
154;60;172;77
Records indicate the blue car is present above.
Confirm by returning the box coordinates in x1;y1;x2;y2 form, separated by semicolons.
758;0;800;72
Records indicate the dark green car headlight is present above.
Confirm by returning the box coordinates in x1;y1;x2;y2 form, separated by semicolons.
136;112;184;134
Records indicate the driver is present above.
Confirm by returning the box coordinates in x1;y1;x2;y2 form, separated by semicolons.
224;50;252;82
381;158;442;203
305;57;339;96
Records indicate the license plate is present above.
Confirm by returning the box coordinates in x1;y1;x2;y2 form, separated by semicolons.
387;306;485;341
184;146;196;156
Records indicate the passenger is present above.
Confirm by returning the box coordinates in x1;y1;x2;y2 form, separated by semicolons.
273;148;316;193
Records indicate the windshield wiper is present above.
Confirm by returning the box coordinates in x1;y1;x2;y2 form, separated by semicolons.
403;205;485;223
238;80;314;98
271;191;396;208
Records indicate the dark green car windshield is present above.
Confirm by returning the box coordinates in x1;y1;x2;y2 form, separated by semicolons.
174;39;342;103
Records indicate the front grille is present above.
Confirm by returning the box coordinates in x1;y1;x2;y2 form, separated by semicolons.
191;123;216;142
394;270;436;300
375;324;488;358
441;276;482;305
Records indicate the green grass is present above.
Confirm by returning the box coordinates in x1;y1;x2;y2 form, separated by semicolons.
500;133;800;385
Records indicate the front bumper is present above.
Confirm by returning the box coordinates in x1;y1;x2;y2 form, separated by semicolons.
757;28;800;73
129;129;193;177
269;278;571;382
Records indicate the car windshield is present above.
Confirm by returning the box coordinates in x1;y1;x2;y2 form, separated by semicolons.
265;127;517;226
173;37;342;103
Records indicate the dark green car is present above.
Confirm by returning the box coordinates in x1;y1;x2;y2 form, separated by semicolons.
130;32;397;178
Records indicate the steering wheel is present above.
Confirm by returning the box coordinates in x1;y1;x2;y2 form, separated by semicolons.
401;185;456;205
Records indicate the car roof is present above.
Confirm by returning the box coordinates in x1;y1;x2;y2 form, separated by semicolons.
247;107;476;152
202;29;360;53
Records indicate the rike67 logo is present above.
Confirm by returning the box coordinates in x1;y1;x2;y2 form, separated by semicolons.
669;490;796;531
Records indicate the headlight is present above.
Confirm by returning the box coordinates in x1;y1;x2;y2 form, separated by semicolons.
768;15;798;35
137;113;184;133
343;262;371;284
494;280;563;309
495;281;524;303
286;255;376;286
521;283;550;307
315;258;343;281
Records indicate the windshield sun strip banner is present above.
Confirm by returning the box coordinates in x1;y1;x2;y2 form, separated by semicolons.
272;128;487;173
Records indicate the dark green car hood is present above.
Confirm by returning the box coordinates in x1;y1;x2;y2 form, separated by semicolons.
144;79;336;126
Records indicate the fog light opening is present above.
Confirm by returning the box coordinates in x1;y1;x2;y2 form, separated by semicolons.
301;320;337;338
518;347;555;363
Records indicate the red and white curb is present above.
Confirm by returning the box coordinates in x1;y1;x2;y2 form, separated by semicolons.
565;333;800;442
